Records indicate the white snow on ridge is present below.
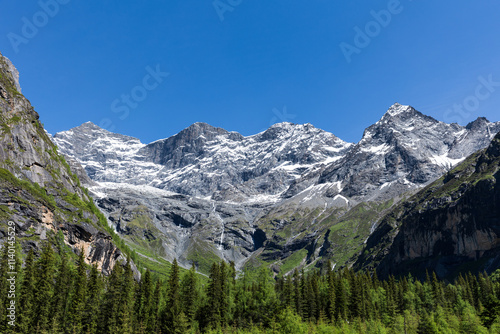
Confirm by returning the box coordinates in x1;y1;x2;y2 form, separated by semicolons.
361;143;391;155
333;194;349;204
429;154;465;169
386;103;411;117
90;182;178;198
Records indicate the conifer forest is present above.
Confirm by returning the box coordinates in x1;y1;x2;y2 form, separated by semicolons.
2;242;500;333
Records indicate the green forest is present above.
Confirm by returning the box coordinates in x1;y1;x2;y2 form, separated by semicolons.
2;242;500;334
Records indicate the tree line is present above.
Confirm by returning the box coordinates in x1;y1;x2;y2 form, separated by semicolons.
1;242;500;333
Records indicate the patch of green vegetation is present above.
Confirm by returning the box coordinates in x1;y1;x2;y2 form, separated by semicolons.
186;240;221;275
0;70;21;97
7;115;21;124
0;204;12;220
0;168;57;208
280;248;307;274
0;122;10;136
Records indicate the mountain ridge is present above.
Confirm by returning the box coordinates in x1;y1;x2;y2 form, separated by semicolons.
52;102;500;274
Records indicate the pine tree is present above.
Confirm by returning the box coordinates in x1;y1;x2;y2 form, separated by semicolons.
68;249;87;334
181;263;200;323
83;264;103;334
151;279;162;333
49;250;72;332
100;261;124;333
205;262;222;330
327;269;336;322
417;311;440;334
162;258;182;333
293;269;303;317
335;276;347;321
133;269;148;331
0;244;9;331
33;242;55;331
348;270;362;320
118;257;135;333
17;249;35;334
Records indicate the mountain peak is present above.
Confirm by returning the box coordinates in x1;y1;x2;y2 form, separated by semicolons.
385;103;413;117
465;117;490;130
77;121;103;130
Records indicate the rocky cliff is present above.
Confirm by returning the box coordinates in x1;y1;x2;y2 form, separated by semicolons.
0;52;136;277
356;131;500;279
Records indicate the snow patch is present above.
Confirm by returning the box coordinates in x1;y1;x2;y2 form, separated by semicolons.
429;154;465;169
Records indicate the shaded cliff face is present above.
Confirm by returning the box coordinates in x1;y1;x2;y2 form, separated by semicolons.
0;52;135;276
356;131;500;279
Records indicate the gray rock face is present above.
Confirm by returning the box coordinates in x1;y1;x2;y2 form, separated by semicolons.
1;54;21;93
355;131;500;279
0;52;138;278
305;104;500;202
53;102;500;273
54;121;352;201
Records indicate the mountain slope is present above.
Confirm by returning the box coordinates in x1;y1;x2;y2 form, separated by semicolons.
355;131;500;279
0;52;138;277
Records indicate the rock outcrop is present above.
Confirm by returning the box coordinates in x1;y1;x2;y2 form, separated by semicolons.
0;52;137;278
356;131;500;279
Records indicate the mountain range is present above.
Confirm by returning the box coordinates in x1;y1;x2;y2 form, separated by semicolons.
2;50;500;279
52;101;500;276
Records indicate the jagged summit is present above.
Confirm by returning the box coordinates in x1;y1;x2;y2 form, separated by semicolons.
75;121;107;131
466;116;491;130
379;103;437;125
385;102;412;116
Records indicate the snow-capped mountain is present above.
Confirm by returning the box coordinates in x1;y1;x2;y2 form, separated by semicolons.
53;121;352;201
52;103;500;273
283;103;500;205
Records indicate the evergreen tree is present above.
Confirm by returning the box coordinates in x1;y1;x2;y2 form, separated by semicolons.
68;249;87;334
335;276;348;321
181;263;200;323
327;269;336;322
205;262;222;330
83;264;103;334
151;279;162;333
33;242;55;331
348;270;362;320
0;244;10;331
100;261;124;333
134;269;152;331
292;269;303;317
162;258;183;333
49;250;72;332
117;257;135;333
17;249;35;334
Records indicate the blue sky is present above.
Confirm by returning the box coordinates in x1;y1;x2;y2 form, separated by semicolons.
1;1;500;144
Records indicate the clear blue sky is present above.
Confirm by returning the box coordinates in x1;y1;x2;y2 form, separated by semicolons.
1;1;500;144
